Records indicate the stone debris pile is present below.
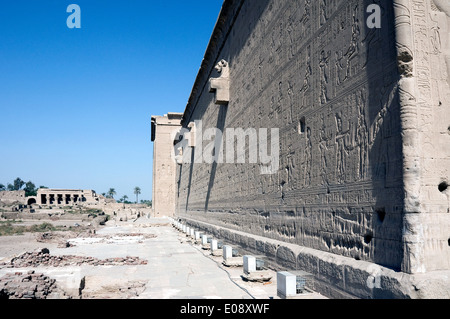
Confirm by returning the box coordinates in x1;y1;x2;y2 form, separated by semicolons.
0;248;148;268
36;231;157;247
81;279;148;299
0;270;59;299
118;233;157;239
36;231;96;248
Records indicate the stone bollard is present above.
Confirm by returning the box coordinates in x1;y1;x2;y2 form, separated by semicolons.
277;271;297;299
211;239;218;251
223;245;233;260
211;239;222;256
201;235;208;246
243;255;256;274
222;245;243;267
201;235;211;250
242;255;272;282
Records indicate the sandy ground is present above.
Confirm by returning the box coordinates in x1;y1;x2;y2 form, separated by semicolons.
0;233;61;263
0;217;326;299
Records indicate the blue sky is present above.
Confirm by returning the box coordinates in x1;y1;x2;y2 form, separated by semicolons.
0;0;223;201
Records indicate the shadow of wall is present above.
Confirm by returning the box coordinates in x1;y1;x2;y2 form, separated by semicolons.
363;0;404;271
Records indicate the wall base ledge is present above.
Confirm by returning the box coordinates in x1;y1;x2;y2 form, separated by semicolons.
178;216;450;299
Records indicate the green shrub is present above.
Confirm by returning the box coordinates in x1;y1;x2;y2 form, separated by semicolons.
0;221;26;236
0;222;61;236
29;222;56;232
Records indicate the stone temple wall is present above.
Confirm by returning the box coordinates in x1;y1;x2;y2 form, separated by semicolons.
174;0;450;297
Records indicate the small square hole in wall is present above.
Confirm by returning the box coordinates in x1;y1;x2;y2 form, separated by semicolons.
438;181;448;193
364;234;373;244
376;208;386;223
298;117;306;134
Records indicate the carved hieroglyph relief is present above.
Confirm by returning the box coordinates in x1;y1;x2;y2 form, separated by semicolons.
174;0;449;278
390;0;450;274
179;0;404;264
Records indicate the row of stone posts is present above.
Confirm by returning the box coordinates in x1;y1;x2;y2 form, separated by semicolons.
168;217;315;299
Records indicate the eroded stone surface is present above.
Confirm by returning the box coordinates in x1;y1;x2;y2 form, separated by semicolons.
161;0;450;299
0;270;63;299
0;248;148;268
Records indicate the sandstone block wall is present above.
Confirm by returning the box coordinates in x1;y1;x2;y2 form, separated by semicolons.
174;0;450;291
0;191;26;205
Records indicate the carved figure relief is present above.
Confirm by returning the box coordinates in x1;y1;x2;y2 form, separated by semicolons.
319;0;328;27
335;113;347;183
335;109;356;184
287;80;295;122
356;90;369;180
344;5;361;80
287;17;295;59
298;0;312;43
300;47;312;108
335;50;346;86
303;127;312;187
319;49;331;104
318;113;330;186
301;0;311;25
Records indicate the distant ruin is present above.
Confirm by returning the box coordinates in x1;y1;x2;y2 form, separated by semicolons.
0;191;26;205
0;189;108;207
27;189;107;206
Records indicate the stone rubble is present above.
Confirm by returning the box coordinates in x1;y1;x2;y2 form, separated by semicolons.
81;279;148;299
0;270;60;299
36;231;157;248
0;248;148;268
116;233;157;239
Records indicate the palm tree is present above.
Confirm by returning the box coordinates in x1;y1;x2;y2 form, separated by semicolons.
107;188;116;199
13;178;25;191
134;187;141;204
119;195;128;208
